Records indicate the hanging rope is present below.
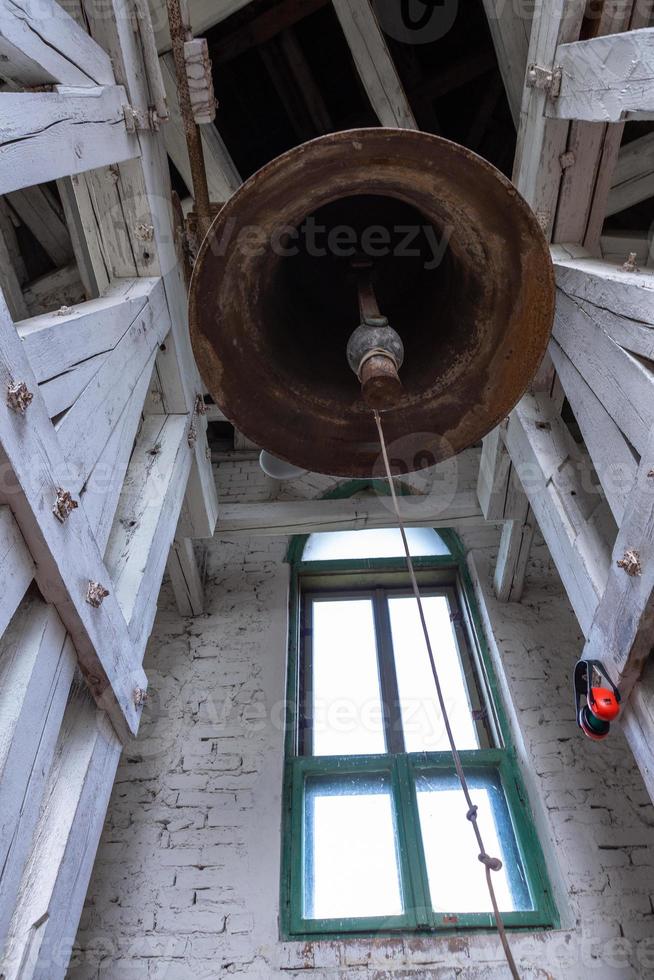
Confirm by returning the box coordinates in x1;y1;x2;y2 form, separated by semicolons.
373;410;521;980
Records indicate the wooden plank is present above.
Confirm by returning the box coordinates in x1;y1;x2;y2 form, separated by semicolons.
0;506;33;638
331;0;417;129
480;0;532;126
17;277;154;383
2;683;121;980
581;434;654;700
0;597;75;952
0;292;146;740
6;186;72;268
167;537;204;617
217;491;485;536
81;351;156;555
607;131;654;216
0;0;114;88
622;658;654;802
56;176;107;300
493;513;535;602
503;393;614;636
22;263;85;317
40;349;109;419
105;414;192;648
552;288;654;458
0;207;28;320
551;29;654;122
512;0;585;233
159;52;241;202
0;87;139;195
555;253;654;325
55;278;170;489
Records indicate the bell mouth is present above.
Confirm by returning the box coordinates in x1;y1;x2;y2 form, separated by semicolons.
190;128;555;478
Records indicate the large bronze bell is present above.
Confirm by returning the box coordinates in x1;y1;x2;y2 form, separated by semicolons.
189;128;554;477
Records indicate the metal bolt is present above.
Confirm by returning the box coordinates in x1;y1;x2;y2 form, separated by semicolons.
52;487;78;523
6;380;33;414
86;581;110;607
617;550;642;577
622;252;639;273
134;687;148;708
559;151;575;170
54;305;73;316
648;469;654;479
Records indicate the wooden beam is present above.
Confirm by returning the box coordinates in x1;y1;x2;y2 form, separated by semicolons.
2;683;121;980
0;293;146;740
153;0;254;53
503;392;614;636
0;597;76;952
167;537;204;616
22;264;85;318
581;433;654;700
481;0;532;126
607;131;654;216
6;187;72;268
217;491;485;536
0;210;28;321
0;0;115;88
549;338;637;526
331;0;417;129
493;512;536;602
104;413;192;647
210;0;329;64
0;506;34;638
159;53;241;202
0;87;139;196
551;28;654;122
622;657;654;802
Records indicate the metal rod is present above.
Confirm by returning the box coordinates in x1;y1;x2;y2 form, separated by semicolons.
166;0;212;242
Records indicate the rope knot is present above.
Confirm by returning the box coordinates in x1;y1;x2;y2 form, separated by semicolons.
466;806;478;822
478;853;503;872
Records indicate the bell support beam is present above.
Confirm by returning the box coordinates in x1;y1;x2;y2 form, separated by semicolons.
0;88;140;196
331;0;417;129
549;28;654;122
0;0;115;88
0;293;148;742
480;0;533;127
607;131;654;218
502;391;615;637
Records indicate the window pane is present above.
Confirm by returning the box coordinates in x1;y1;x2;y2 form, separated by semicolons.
311;599;385;755
303;773;403;920
416;769;533;913
389;595;479;752
303;527;450;561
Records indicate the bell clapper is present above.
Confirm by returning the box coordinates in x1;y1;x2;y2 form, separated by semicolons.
346;262;404;411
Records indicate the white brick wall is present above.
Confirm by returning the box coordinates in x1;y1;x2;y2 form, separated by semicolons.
68;461;654;980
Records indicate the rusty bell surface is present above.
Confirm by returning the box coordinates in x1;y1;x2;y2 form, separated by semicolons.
189;128;555;477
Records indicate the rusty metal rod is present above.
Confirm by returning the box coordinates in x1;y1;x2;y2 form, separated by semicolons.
166;0;212;242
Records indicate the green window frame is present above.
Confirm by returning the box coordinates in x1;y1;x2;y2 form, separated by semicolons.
280;495;557;940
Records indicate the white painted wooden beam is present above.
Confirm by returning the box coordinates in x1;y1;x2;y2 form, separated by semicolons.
493;512;535;603
622;658;654;802
167;537;204;616
0;598;76;952
581;432;654;702
217;491;485;536
104;413;192;649
0;87;140;196
481;0;532;126
331;0;417;129
551;28;654;122
553;278;654;458
0;506;34;638
503;392;614;636
0;293;146;740
6;186;72;268
0;212;28;321
1;683;121;980
159;52;241;202
0;0;115;88
607;131;654;216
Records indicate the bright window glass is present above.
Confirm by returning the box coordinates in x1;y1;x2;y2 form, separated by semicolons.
303;773;403;919
303;527;450;562
388;595;479;751
311;598;386;756
415;770;533;913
